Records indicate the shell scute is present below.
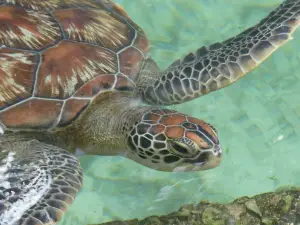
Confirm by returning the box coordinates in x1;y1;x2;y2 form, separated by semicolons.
119;47;144;81
36;40;118;99
0;99;63;129
59;99;90;127
0;47;39;109
134;33;150;54
110;3;149;53
53;8;135;51
0;5;62;50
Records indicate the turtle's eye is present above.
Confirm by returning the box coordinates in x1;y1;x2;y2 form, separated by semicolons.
169;141;198;158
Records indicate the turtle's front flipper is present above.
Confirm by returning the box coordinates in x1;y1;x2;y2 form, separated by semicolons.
0;134;82;225
142;0;300;105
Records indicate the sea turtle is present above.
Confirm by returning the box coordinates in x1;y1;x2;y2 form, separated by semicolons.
0;0;299;224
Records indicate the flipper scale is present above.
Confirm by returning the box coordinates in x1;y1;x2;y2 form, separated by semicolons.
141;0;300;105
0;135;82;225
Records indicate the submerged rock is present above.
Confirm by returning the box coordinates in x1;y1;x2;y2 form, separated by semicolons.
91;188;300;225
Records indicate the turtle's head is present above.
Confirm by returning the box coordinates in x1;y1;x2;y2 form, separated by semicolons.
126;109;222;172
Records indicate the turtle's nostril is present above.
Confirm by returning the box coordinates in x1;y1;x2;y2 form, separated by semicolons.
213;145;222;157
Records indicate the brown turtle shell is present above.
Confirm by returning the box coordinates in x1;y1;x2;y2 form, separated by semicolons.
0;0;149;130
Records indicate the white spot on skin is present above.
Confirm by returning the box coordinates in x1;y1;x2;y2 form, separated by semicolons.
1;181;10;189
0;151;15;175
0;152;15;190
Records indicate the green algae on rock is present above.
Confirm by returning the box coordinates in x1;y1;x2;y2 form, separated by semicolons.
93;188;300;225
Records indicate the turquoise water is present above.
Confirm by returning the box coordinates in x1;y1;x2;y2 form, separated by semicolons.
59;0;300;224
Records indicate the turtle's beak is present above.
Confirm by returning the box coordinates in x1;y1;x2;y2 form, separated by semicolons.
172;144;222;172
198;146;222;170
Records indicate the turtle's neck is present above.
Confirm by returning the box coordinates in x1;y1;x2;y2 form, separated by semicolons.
57;91;152;156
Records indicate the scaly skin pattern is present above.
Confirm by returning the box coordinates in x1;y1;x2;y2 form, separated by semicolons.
126;108;221;171
0;133;82;225
141;0;300;105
